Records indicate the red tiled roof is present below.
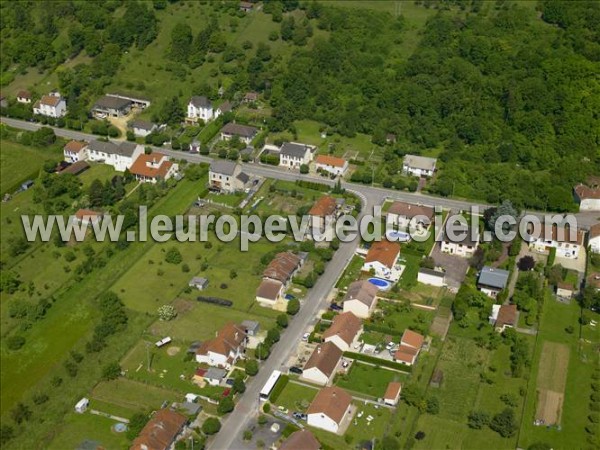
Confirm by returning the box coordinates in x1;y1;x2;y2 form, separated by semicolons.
64;140;87;153
309;196;337;217
17;90;31;99
279;430;320;450
590;223;600;239
496;304;517;328
39;95;61;107
256;279;283;301
130;153;174;180
387;201;434;221
303;341;342;378
263;252;302;283
401;329;424;349
196;322;246;358
75;208;101;221
394;345;418;364
574;184;600;200
384;382;402;400
315;154;347;168
364;240;400;269
322;312;362;346
306;386;351;424
130;408;186;450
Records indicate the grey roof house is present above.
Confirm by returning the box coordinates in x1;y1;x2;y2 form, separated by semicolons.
477;266;510;298
92;95;132;118
189;277;209;290
209;160;249;193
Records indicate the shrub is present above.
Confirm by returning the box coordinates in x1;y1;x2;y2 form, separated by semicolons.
157;304;177;321
217;396;235;415
468;410;490;429
202;417;221;435
276;314;288;328
101;362;121;381
489;408;517;437
6;336;26;351
287;298;300;315
245;359;259;376
269;375;289;403
262;403;271;414
165;247;183;264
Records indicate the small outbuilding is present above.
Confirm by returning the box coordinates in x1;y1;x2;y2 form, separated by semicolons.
189;277;209;290
75;397;89;414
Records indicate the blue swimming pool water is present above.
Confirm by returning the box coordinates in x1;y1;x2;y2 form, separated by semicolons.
113;423;128;433
386;230;411;242
368;278;392;290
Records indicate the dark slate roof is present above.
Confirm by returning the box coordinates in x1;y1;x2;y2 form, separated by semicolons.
236;171;250;184
190;96;211;108
93;95;131;110
221;122;258;138
88;140;139;157
210;159;237;176
418;267;445;278
280;142;310;158
131;120;156;131
478;266;510;290
441;225;479;247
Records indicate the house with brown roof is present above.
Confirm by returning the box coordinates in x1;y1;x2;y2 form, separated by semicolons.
306;386;353;434
240;1;255;12
362;240;401;281
315;155;348;177
243;92;259;103
383;382;402;406
279;429;320;450
130;408;187;450
256;252;303;307
588;223;600;254
386;201;434;231
130;152;179;183
63;140;89;163
301;342;343;386
33;93;66;118
342;280;378;319
574;183;600;211
16;90;32;104
195;322;247;369
322;312;362;352
308;196;339;241
527;223;585;259
493;304;518;332
394;329;425;366
255;278;284;306
556;282;574;299
220;122;258;145
74;209;102;226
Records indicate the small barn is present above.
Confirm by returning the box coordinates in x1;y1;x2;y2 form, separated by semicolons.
430;369;444;388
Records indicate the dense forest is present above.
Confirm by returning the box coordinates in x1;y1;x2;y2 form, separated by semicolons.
1;0;599;211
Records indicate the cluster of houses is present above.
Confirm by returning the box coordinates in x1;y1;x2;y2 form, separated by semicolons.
255;252;305;306
62;139;179;184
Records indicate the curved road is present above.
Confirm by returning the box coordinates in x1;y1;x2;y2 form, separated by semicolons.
2;117;598;449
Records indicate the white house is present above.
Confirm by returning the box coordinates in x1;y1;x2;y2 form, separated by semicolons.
315;154;348;177
527;224;585;259
187;96;217;123
362;240;401;281
342;281;378;319
131;119;157;137
383;382;402;406
386;201;434;231
220;122;258;145
63;140;89;163
16;90;32;104
417;268;446;287
129;152;179;183
402;155;437;177
255;279;284;306
209;160;250;193
279;142;314;169
87;140;144;172
589;223;600;254
301;342;342;386
574;184;600;211
33;93;66;118
322;312;362;352
440;225;479;257
307;386;352;434
477;266;510;298
195;322;247;369
92;95;132;118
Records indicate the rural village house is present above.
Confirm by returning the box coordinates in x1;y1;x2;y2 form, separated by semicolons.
130;119;158;137
306;386;352;434
187;96;218;123
362;239;401;281
208;160;250;194
279;142;314;169
477;266;510;298
342;280;378;319
322;311;363;352
383;381;402;406
489;304;518;332
302;341;343;386
527;224;585;259
220;122;258;145
16;90;32;103
402;155;437;177
255;252;303;306
386;201;434;231
308;195;339;241
63;140;88;163
87;140;144;172
440;225;479;258
279;429;321;450
574;183;600;211
195;322;247;369
130;408;187;450
315;154;348;177
129;152;179;183
394;329;425;366
33;93;66;118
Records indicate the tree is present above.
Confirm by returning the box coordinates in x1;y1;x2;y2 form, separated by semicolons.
165;247;183;264
158;96;184;127
276;314;288;328
468;410;490;429
202;417;221;435
127;413;150;440
517;256;535;271
157;304;177;321
6;336;26;351
245;359;259;376
489;408;518;438
266;328;280;344
426;396;439;415
11;403;31;424
415;431;426;440
299;163;309;174
101;362;121;381
217;396;234;414
232;377;246;394
170;23;192;62
0;425;14;446
287;298;300;315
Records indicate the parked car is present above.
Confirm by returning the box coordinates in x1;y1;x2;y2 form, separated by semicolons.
289;366;303;375
225;378;234;386
385;342;396;350
329;303;343;311
302;332;310;342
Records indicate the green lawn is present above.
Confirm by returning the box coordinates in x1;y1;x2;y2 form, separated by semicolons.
47;412;130;450
274;381;318;413
335;363;405;398
398;253;422;290
91;377;182;413
368;300;435;335
335;254;366;289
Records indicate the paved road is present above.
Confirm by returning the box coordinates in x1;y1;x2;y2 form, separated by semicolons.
3;117;598;228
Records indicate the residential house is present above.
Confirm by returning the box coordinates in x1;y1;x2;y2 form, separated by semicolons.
188;277;209;290
556;282;574;299
87;140;144;172
527;224;585;259
130;152;179;183
315;155;348;177
383;382;402;406
241;320;260;337
322;311;362;352
74;209;102;226
106;92;151;109
220;122;258;145
130;408;187;450
131;119;157;137
16;90;32;104
195;322;247;369
574;183;600;211
279;430;320;450
279;142;314;169
243;92;259;103
239;1;254;12
362;240;401;281
386;201;434;231
590;223;600;254
492;304;517;332
204;368;227;386
306;386;352;434
92;95;132;118
308;196;338;241
216;101;232;116
394;329;424;366
209;160;249;193
256;252;303;306
255;278;284;306
302;342;343;386
63;140;89;163
477;266;510;298
187;96;217;123
417;268;446;287
402;155;437;177
33;93;67;118
342;281;378;319
440;225;479;257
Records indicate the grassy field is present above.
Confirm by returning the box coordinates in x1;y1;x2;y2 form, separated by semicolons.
335;255;365;289
274;381;318;413
335;363;406;398
47;412;130;450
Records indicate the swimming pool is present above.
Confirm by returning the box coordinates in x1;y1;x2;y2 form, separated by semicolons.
112;423;128;433
368;277;393;290
386;230;411;242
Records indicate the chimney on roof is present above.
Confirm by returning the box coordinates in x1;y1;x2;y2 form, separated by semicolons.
317;346;321;354
235;332;238;340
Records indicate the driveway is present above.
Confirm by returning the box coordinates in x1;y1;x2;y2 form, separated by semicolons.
555;248;587;274
430;242;469;289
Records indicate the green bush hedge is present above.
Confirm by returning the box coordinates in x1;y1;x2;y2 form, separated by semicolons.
342;351;412;373
547;247;556;267
363;323;404;337
269;375;289;402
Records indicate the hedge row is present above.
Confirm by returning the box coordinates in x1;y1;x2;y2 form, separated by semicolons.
363;323;404;337
269;375;289;402
342;352;412;373
295;180;330;192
